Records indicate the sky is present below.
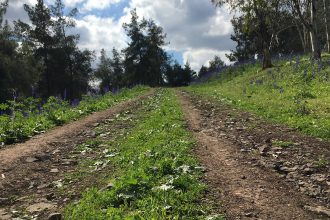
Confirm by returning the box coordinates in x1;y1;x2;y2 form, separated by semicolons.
4;0;235;71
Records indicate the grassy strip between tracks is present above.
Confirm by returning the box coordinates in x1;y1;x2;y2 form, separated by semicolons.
64;89;223;220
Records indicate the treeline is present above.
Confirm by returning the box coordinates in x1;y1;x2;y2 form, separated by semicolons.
212;0;330;69
94;10;196;92
0;0;195;103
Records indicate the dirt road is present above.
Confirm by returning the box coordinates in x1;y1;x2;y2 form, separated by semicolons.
177;90;330;220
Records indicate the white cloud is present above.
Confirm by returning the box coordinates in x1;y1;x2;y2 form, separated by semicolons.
73;15;127;52
63;0;85;8
4;0;235;71
183;49;231;71
124;0;235;70
82;0;122;11
63;0;123;11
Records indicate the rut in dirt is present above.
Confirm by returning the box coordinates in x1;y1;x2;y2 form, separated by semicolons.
177;90;330;220
0;91;154;220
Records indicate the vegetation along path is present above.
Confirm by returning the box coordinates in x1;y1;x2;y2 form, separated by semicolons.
1;88;330;219
0;89;154;219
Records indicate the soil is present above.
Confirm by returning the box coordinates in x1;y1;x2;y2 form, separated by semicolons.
177;90;330;220
0;90;154;220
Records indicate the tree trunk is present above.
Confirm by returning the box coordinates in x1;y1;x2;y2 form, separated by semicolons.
310;0;321;59
295;21;307;53
323;0;330;53
303;26;310;52
262;42;272;69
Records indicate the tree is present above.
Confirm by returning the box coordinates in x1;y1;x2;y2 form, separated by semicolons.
208;55;225;72
50;0;80;99
15;0;54;97
212;0;287;69
165;61;195;87
198;65;209;78
122;9;169;86
15;0;93;99
0;1;40;102
95;49;113;92
291;0;322;59
226;16;257;62
123;9;148;86
111;48;124;88
322;0;330;53
144;20;168;86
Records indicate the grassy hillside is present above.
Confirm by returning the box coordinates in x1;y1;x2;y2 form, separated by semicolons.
187;54;330;139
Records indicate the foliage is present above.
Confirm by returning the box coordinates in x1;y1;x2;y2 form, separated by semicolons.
13;0;93;100
0;86;149;145
122;10;169;87
166;61;197;87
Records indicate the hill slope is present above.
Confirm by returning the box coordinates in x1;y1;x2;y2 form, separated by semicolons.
187;54;330;139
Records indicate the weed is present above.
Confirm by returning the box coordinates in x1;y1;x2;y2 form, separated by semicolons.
64;89;221;219
316;156;328;168
271;140;293;148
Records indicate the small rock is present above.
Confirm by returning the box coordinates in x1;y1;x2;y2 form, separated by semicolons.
89;131;97;138
303;168;314;175
298;180;306;186
50;168;59;173
245;212;254;217
27;202;56;213
311;174;326;182
92;123;100;127
61;159;78;166
279;166;299;174
0;198;9;205
305;205;330;217
48;213;62;220
46;193;56;201
52;150;61;154
26;157;38;163
35;153;51;161
29;181;36;189
38;183;52;189
100;183;114;191
259;145;270;156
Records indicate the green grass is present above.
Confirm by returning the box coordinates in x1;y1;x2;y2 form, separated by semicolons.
64;89;223;220
0;86;149;145
271;140;294;148
187;54;330;139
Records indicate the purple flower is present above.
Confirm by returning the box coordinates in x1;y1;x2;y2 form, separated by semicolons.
71;99;80;107
104;86;110;94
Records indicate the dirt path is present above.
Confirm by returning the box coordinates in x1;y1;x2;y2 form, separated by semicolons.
0;90;154;219
0;90;153;168
177;90;329;220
